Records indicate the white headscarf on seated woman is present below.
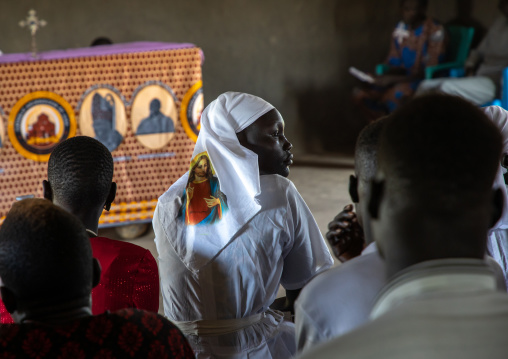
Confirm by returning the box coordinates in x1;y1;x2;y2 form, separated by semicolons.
153;91;333;359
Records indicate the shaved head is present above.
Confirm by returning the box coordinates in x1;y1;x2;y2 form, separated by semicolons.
370;94;503;273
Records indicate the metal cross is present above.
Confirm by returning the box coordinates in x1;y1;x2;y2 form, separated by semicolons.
19;9;47;58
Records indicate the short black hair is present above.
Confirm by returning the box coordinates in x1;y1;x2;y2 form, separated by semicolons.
355;117;386;184
380;94;502;210
400;0;428;8
0;199;92;304
48;136;114;211
90;37;113;46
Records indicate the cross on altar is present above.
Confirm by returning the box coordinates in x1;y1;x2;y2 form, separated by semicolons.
19;9;47;58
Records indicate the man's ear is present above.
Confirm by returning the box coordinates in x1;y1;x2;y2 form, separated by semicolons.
368;179;384;220
0;286;17;314
92;258;102;289
349;175;359;203
42;180;53;202
490;188;504;228
104;182;117;212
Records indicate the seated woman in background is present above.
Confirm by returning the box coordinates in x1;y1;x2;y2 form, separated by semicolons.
353;0;447;121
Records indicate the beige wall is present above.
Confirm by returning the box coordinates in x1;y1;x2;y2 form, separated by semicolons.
0;0;500;154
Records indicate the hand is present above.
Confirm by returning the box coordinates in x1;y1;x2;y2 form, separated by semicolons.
204;196;220;208
326;204;365;262
186;185;194;202
373;75;397;87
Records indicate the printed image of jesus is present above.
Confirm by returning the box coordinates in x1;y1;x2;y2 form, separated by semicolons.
180;154;228;226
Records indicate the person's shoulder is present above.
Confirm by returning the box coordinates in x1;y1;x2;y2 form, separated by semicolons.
91;236;150;255
108;309;191;340
258;174;298;208
260;174;296;194
108;308;173;326
99;309;194;357
300;250;385;301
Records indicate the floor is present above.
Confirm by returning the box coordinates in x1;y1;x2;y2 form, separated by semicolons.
98;165;355;314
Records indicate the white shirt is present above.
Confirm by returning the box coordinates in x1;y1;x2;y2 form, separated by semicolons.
295;243;506;354
297;259;508;359
295;242;385;352
154;174;333;358
467;16;508;86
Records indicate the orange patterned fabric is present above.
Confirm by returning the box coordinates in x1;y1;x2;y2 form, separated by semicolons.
0;47;201;226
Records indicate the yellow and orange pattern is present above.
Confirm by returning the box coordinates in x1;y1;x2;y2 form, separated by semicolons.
0;47;202;226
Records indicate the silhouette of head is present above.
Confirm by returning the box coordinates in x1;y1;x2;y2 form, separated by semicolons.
368;94;503;275
150;99;161;114
0;199;96;315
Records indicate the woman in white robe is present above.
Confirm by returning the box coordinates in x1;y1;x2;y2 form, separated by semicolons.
153;92;333;358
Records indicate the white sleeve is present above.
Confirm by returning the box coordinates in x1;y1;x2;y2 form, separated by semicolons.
295;297;327;353
280;181;333;290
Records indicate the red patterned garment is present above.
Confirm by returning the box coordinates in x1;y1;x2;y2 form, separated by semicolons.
0;236;159;323
0;308;194;358
0;300;14;324
90;236;160;315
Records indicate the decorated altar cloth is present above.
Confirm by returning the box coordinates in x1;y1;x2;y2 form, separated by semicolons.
0;42;204;227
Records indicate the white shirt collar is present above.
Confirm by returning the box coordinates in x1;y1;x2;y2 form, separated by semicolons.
370;258;497;320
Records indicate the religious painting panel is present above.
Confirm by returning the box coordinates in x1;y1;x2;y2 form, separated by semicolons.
78;86;127;152
0;44;202;227
179;151;228;226
131;82;178;150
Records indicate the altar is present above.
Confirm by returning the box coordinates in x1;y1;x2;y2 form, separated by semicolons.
0;42;204;227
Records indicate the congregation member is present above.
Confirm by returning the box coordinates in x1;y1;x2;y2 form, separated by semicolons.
154;92;333;358
0;137;159;323
416;0;508;105
296;104;507;353
43;136;159;314
353;0;446;120
323;120;387;263
299;94;508;359
484;105;508;288
295;119;388;352
0;198;194;358
298;115;504;351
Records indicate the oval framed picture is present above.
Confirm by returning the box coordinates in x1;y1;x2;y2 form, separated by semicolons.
131;82;177;150
180;81;203;143
78;85;127;152
0;107;5;153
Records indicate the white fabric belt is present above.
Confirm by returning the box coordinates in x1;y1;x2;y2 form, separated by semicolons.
172;309;283;336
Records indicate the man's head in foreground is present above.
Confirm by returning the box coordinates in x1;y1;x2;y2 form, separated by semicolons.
367;94;503;277
0;198;100;323
43;136;116;232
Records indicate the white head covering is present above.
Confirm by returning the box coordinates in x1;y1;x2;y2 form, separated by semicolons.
482;106;508;230
157;92;275;271
195;91;275;230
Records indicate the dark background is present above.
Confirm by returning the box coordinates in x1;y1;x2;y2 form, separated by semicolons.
0;0;499;155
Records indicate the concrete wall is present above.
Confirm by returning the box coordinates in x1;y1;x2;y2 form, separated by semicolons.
0;0;500;154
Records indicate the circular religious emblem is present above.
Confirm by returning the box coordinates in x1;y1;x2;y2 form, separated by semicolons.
0;107;5;152
131;82;177;150
78;86;127;152
8;91;76;162
180;81;204;143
